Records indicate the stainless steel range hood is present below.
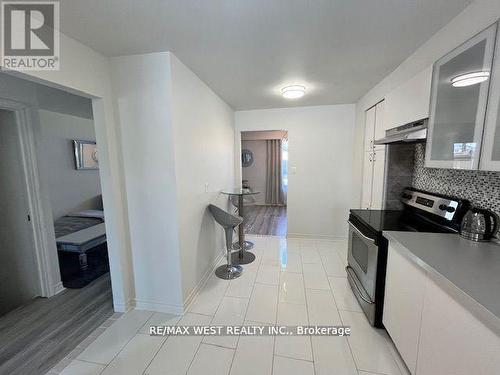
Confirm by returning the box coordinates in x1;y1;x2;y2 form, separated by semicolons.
374;119;427;145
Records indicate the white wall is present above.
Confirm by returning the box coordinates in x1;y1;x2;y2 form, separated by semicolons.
235;105;355;238
38;109;102;220
2;32;135;311
352;0;500;207
110;52;235;312
241;140;267;205
110;52;184;313
169;54;235;304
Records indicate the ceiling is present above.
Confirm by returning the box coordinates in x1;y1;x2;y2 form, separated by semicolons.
59;0;472;110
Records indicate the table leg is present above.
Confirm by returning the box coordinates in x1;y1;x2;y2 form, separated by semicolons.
238;195;244;258
233;194;256;265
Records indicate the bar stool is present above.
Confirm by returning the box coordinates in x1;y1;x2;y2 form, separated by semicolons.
208;204;244;280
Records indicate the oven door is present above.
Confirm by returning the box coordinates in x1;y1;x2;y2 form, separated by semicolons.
347;221;379;301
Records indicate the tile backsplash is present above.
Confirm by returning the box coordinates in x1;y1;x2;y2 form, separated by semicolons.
385;144;415;210
413;143;500;216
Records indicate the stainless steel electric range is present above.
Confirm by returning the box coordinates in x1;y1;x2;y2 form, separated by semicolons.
347;188;470;327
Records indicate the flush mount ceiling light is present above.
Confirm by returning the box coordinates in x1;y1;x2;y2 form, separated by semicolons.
451;71;490;87
281;85;306;99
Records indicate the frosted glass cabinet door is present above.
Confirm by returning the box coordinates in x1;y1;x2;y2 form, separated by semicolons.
425;23;497;170
481;23;500;171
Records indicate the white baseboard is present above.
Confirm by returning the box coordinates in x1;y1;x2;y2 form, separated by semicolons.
133;298;185;315
113;298;134;313
129;251;225;316
183;250;225;313
53;282;65;295
287;233;347;241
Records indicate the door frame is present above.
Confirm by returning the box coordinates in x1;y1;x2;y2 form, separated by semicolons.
0;98;55;297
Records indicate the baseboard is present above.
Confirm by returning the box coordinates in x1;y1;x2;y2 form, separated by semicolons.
133;298;185;315
183;250;226;313
53;282;65;296
287;233;347;241
113;298;134;313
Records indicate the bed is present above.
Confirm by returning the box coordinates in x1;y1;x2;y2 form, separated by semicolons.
54;210;105;238
55;210;109;288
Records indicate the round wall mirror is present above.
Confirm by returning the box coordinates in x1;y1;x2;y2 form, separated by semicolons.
241;149;254;167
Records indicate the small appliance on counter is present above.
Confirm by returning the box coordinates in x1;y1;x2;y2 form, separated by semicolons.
460;207;499;242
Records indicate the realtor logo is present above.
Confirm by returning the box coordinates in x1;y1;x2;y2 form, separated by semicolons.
1;0;60;70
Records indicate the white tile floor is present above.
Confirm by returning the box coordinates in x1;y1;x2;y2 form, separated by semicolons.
48;235;409;375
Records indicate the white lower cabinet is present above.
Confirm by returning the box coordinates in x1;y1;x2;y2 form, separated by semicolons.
383;245;426;374
384;243;500;375
416;276;500;375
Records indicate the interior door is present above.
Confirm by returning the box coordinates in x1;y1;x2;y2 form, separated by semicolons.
364;106;376;152
361;151;373;209
0;110;40;316
373;100;385;147
370;147;386;209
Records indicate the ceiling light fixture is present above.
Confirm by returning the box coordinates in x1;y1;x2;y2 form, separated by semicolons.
281;85;306;99
451;71;490;87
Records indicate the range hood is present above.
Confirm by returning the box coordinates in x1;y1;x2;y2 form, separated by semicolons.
374;119;428;145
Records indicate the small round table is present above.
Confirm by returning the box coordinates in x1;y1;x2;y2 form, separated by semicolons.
221;188;260;264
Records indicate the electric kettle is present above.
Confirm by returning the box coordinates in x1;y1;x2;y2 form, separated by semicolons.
460;207;499;242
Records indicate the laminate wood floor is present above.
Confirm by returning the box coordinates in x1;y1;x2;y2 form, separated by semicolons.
0;274;113;375
243;205;287;236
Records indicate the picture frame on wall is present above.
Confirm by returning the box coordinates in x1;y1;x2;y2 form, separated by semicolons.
73;140;99;170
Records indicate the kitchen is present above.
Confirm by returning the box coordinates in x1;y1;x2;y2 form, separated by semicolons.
349;16;500;375
6;2;500;374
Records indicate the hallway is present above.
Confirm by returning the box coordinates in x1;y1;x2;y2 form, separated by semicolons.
243;206;287;237
47;235;407;375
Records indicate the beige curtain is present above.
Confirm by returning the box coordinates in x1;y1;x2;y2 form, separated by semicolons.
266;139;285;205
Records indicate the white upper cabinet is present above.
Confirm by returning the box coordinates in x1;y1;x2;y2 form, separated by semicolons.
480;24;500;171
425;23;497;170
384;66;432;131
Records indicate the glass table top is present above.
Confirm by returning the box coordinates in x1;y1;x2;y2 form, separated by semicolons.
221;188;261;196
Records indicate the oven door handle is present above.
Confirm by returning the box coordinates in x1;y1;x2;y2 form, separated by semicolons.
346;266;374;305
348;221;376;244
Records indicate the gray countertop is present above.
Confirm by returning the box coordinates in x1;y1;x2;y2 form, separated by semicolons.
383;231;500;330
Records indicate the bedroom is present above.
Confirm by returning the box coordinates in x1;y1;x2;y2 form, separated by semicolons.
0;73;113;374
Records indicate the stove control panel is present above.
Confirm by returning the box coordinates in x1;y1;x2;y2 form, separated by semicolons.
415;196;434;208
401;189;459;221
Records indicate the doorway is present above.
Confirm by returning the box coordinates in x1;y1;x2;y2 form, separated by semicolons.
0;76;114;375
240;130;288;236
0;109;40;316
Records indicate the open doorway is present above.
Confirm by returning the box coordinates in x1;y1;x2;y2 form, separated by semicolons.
0;74;113;375
240;130;288;236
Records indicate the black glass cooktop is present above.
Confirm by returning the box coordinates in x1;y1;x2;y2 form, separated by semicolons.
349;209;457;234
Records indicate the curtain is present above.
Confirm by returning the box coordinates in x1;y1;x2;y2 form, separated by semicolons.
266;139;285;205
